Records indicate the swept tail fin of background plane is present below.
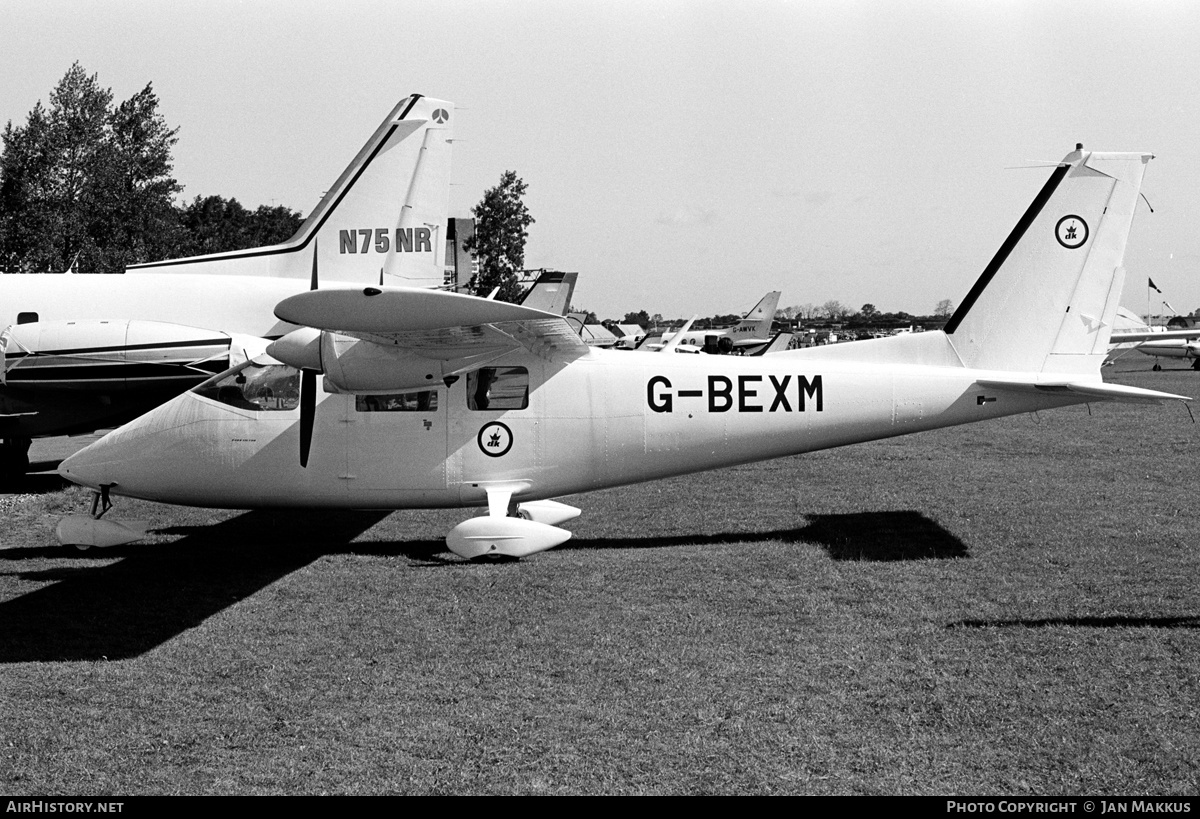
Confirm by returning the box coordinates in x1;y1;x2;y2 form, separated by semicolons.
519;271;578;316
945;146;1153;375
734;291;781;339
129;94;454;286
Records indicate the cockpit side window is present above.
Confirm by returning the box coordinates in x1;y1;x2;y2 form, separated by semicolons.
193;361;301;411
466;367;529;410
356;391;438;412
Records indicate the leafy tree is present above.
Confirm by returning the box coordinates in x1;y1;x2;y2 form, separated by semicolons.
244;204;305;248
464;170;534;302
0;63;182;273
623;310;650;328
174;195;302;257
822;300;850;321
860;303;878;319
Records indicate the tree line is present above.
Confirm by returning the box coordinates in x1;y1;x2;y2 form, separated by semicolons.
0;64;304;275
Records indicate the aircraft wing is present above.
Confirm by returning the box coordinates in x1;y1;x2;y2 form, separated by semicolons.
975;378;1189;404
274;286;591;364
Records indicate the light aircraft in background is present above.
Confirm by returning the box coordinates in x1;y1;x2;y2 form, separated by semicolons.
0;93;456;477
57;146;1187;557
649;291;782;354
652;314;792;356
1107;308;1200;370
1126;337;1200;370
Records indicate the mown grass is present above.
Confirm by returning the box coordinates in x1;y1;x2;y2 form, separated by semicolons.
0;360;1196;794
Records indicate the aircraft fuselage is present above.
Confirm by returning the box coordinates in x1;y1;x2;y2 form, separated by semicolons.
61;344;1082;510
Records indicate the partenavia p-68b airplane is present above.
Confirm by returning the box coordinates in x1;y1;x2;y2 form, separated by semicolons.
0;94;454;476
58;146;1188;555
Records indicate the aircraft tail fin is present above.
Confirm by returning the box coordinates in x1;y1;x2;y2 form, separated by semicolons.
734;291;781;338
129;95;454;287
944;146;1153;375
519;271;578;316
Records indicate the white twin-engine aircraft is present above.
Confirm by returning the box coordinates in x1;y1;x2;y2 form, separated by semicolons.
0;94;454;476
58;146;1188;557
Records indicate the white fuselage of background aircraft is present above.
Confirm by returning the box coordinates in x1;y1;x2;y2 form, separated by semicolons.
0;93;454;472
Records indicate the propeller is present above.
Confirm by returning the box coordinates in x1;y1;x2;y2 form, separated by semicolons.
299;243;319;468
299;369;316;467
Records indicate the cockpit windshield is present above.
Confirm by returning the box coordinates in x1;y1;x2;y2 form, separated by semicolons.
192;360;301;411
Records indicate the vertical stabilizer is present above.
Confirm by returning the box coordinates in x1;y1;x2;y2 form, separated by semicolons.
519;271;578;316
129;95;454;286
734;291;782;337
945;147;1152;375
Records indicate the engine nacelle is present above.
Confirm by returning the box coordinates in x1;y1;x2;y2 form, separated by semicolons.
317;332;450;393
321;333;446;393
266;327;446;392
2;320;235;392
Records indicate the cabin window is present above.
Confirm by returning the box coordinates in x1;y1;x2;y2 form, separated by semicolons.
467;367;529;410
193;361;300;411
16;312;37;325
356;391;438;412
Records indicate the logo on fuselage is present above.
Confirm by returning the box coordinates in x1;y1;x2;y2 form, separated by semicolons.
339;227;433;255
647;374;823;414
477;421;514;457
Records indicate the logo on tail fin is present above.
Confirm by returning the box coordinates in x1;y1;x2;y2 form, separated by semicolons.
1055;215;1088;249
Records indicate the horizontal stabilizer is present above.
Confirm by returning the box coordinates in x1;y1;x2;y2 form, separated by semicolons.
1109;329;1200;343
976;378;1189;404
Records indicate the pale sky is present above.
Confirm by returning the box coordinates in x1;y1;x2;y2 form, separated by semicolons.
2;0;1198;320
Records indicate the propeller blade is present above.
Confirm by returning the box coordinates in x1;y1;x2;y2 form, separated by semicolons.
310;240;319;291
299;369;316;468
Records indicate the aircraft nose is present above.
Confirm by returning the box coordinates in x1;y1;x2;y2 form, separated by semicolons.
60;420;153;492
58;391;203;497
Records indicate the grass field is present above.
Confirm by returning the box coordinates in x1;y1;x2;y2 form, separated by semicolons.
1;359;1197;795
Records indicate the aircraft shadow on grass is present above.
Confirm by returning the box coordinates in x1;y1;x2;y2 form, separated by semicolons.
0;509;389;663
0;462;70;494
561;510;969;562
949;615;1200;630
0;509;962;662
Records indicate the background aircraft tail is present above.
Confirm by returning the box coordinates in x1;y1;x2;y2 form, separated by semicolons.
735;291;781;337
519;271;578;316
944;146;1153;375
129;95;454;286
